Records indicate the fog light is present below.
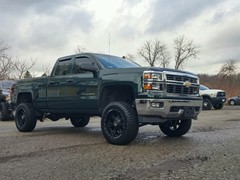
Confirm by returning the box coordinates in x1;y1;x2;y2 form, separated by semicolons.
151;102;164;108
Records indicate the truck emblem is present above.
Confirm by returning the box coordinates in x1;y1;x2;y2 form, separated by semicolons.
183;81;191;88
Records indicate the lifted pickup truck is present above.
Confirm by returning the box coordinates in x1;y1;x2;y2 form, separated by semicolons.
11;53;202;145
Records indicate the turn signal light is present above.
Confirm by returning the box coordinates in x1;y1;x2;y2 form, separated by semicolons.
144;83;152;90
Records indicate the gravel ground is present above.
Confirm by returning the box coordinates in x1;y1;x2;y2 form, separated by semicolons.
0;106;240;179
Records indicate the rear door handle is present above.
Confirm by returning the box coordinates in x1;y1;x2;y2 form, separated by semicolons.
67;79;75;83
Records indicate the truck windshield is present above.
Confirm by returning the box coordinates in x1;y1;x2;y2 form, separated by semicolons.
94;54;140;69
200;85;209;90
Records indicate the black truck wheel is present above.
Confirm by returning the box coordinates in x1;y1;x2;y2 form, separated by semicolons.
15;103;37;132
70;116;90;127
159;119;192;137
0;102;11;121
213;103;223;110
202;99;212;110
101;101;138;145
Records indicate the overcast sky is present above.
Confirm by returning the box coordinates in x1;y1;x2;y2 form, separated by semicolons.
1;0;240;75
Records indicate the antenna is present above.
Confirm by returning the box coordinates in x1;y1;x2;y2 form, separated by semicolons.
108;33;111;56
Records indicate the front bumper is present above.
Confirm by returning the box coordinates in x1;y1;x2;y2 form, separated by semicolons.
211;97;226;106
135;98;202;123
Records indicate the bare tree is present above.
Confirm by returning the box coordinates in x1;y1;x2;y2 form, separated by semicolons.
14;58;37;79
75;45;86;54
174;35;200;69
138;39;170;67
159;45;171;68
0;42;9;54
23;71;32;79
0;42;15;79
42;64;51;76
218;59;237;82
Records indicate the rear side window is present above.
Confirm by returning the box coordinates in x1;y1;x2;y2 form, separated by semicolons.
54;58;72;76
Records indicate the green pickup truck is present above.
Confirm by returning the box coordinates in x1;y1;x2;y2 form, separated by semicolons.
11;53;202;145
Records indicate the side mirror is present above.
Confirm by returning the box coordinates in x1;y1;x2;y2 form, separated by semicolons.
80;62;98;72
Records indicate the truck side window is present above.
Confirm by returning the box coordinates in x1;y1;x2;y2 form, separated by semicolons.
72;57;92;75
54;59;71;76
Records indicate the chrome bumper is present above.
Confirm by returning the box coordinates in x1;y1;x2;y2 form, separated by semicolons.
135;98;202;123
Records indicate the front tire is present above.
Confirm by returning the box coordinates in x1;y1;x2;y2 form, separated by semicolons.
101;101;138;145
202;99;212;110
159;119;192;137
0;102;11;121
70;116;90;127
15;103;37;132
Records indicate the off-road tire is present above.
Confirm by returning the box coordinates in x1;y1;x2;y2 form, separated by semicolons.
202;98;212;110
15;103;37;132
70;116;90;127
159;119;192;137
0;102;11;121
101;101;138;145
213;103;224;110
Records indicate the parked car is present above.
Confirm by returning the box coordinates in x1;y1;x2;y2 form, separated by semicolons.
199;85;226;110
0;80;15;121
228;96;240;105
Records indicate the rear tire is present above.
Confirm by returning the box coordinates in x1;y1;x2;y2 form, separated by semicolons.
101;101;138;145
15;103;37;132
0;102;11;121
213;103;223;109
70;116;90;127
159;119;192;137
202;99;212;110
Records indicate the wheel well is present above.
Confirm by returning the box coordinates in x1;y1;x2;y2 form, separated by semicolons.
17;93;32;105
202;95;211;101
229;99;235;104
100;85;135;110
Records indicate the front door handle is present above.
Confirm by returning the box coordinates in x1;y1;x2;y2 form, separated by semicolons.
67;79;75;83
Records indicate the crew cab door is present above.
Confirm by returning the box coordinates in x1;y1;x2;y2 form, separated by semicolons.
47;56;99;112
66;56;99;111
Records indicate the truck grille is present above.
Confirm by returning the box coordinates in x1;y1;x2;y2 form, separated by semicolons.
166;74;198;84
166;84;198;95
165;72;199;95
217;92;226;97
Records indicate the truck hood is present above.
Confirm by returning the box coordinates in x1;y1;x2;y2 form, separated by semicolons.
200;89;225;93
100;67;197;76
199;89;225;97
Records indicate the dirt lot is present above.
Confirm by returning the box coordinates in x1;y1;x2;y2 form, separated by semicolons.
0;106;240;179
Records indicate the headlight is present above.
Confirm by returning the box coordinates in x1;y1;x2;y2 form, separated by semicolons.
143;71;163;91
210;93;217;97
143;72;162;81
